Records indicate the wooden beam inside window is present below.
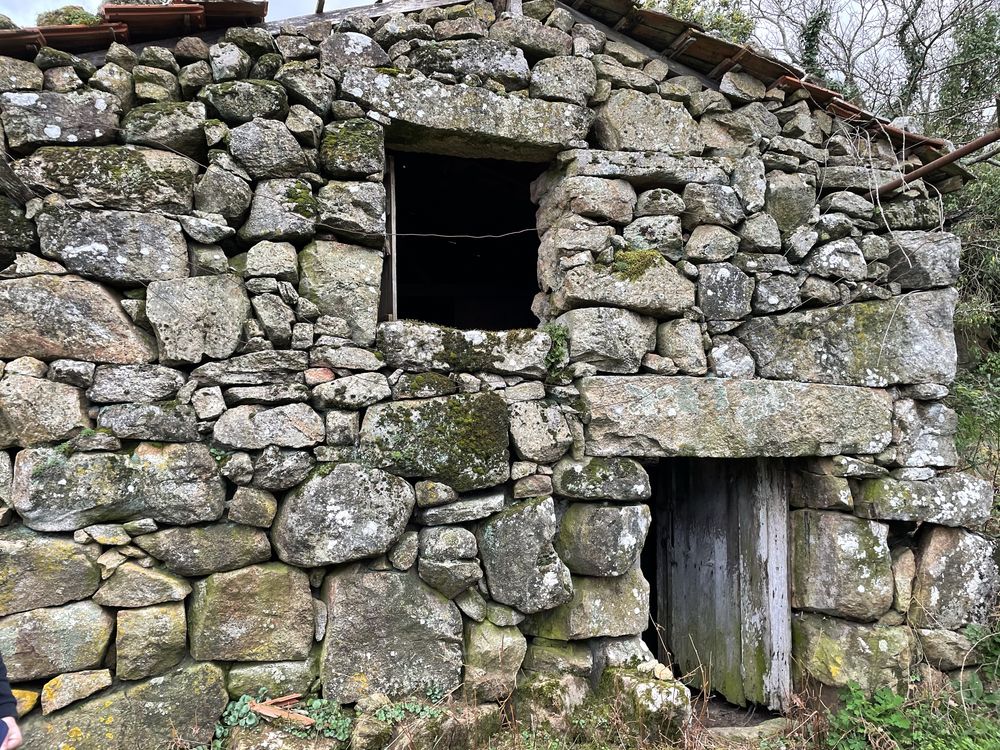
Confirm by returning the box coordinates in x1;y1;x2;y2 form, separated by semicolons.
379;155;398;322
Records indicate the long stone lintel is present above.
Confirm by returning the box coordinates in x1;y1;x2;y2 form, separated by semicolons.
581;376;893;458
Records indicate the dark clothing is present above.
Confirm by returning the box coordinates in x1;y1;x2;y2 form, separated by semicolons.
0;653;16;719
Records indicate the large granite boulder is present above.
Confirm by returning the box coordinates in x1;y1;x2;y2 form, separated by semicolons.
115;602;187;680
239;177;317;243
854;473;993;529
96;401;199;442
558;148;729;188
198;79;288;124
13;145;196;213
299;240;382;345
319;32;390;70
792;613;914;692
146;275;251;365
477;497;573;614
464;620;527;700
273;462;415;566
320;118;385;178
0;526;100;617
909;527;998;629
20;661;227;750
36;203;188;284
891;398;958;467
134;523;271;576
581;376;893;458
522;567;649;639
557;254;696;317
0;275;156;363
87;364;185;404
509;401;573;463
340;67;593;160
316;180;386;247
213;403;325;449
361;392;510;492
886;230;961;288
555;307;656;374
378;321;550;377
120;101;207;158
321;566;463;702
790;510;893;621
409;39;530;89
764;171;815;233
555;503;650;576
594;89;703;154
0;374;89;448
189;563;314;661
1;90;120;151
0;600;113;681
11;442;225;531
551;457;651;500
92;562;191;608
228;118;309;178
737;289;957;387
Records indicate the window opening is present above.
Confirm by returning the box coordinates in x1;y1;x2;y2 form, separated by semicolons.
386;152;542;331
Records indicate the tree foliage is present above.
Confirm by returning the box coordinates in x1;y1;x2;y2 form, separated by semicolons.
641;0;755;43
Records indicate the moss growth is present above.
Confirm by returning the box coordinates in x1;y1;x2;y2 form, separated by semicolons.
283;180;318;218
542;323;569;377
364;393;509;491
320;119;383;175
37;5;100;25
610;249;663;281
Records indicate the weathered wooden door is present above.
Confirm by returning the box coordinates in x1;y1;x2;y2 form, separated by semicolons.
654;458;791;711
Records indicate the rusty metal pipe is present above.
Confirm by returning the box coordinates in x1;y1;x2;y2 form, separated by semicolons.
865;127;1000;200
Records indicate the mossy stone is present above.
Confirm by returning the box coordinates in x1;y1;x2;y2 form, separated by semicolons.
361;392;510;492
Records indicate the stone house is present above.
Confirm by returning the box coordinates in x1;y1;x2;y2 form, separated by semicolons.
0;0;993;745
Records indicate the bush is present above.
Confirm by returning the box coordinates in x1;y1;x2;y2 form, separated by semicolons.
36;5;101;26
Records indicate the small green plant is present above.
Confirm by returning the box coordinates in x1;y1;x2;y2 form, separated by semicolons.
968;622;1000;682
374;701;442;725
824;681;1000;750
285;697;352;741
189;694;262;750
825;683;910;750
424;684;444;703
542;323;569;377
208;446;232;463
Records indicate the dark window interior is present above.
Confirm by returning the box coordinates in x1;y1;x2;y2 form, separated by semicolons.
391;152;542;331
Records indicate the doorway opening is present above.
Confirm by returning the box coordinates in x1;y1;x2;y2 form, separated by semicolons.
387;152;542;331
643;458;792;713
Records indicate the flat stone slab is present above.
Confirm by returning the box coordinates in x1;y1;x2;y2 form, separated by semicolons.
581;376;893;458
11;442;225;532
0;275;156;364
556;149;729;188
378;321;550;377
340;67;593;160
737;289;957;387
13;145;197;213
854;473;993;529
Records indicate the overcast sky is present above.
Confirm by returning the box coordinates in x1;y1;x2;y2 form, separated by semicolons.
0;0;371;27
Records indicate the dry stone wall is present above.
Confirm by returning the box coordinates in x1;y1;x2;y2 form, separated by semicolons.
0;1;993;746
